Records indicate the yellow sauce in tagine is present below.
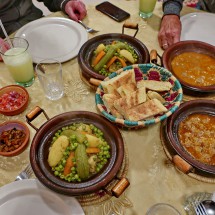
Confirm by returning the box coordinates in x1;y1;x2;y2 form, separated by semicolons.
171;52;215;87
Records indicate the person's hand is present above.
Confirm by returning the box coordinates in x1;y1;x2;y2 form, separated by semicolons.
158;15;182;50
65;0;87;22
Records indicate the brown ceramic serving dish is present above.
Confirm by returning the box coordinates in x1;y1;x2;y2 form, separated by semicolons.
27;107;128;196
162;40;215;95
0;121;30;157
166;99;215;174
78;33;150;88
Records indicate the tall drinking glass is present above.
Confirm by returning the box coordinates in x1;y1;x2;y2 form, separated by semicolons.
36;59;64;101
139;0;157;18
0;37;34;87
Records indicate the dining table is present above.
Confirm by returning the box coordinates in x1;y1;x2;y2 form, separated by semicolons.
0;0;215;214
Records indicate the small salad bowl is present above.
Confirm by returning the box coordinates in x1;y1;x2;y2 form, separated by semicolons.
0;120;30;157
0;85;29;116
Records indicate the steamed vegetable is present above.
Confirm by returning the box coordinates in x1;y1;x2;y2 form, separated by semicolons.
48;123;111;182
61;130;87;143
94;42;127;72
75;143;90;180
92;41;138;76
48;135;69;167
95;43;105;54
63;151;75;176
86;147;100;154
92;50;106;66
85;134;101;147
120;49;135;64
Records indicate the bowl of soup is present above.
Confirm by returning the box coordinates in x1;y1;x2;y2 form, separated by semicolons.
162;40;215;95
166;99;215;174
28;108;128;196
78;33;150;89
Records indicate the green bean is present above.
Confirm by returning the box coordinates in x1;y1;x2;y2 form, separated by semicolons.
94;42;127;72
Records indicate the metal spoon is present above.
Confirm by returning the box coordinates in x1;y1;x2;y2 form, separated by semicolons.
202;200;215;215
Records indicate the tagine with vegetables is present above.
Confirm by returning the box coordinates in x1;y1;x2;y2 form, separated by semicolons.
91;40;138;76
48;123;111;182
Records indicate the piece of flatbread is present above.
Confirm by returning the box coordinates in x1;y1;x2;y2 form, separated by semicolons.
124;98;167;121
101;69;136;95
114;87;146;116
117;83;137;97
137;80;172;92
147;91;166;104
103;94;123;119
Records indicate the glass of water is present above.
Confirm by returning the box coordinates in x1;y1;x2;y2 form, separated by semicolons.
146;203;181;215
36;59;64;100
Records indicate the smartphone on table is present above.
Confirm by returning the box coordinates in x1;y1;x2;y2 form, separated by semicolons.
96;1;130;22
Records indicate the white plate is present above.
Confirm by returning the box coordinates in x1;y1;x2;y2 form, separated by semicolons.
0;179;85;215
15;17;88;63
181;12;215;46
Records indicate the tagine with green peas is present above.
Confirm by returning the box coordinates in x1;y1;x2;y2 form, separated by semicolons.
47;123;111;182
91;40;138;76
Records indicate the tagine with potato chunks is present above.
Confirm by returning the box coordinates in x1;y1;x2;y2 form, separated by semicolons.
48;122;111;182
91;40;138;76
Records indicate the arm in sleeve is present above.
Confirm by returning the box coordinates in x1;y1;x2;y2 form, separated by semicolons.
37;0;70;12
163;0;184;16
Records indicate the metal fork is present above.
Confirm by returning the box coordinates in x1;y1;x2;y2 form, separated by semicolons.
193;201;208;215
15;164;33;181
78;20;99;33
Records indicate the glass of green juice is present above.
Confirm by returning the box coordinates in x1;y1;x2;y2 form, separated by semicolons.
0;37;34;87
139;0;157;18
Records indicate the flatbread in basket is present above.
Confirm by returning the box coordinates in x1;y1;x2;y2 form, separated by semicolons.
95;64;183;128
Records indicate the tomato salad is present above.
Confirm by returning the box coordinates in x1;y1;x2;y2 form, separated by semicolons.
91;41;138;76
0;90;27;112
